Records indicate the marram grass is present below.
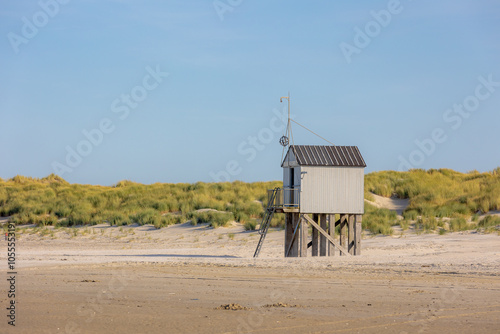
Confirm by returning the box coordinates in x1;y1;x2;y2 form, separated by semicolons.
1;168;500;235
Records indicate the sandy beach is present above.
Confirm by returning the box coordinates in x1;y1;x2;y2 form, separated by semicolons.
1;222;499;334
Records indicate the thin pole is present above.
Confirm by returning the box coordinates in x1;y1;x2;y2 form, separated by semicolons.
287;93;290;140
287;92;294;146
288;91;290;124
280;93;294;162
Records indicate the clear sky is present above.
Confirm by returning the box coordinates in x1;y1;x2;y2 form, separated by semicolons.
1;0;499;185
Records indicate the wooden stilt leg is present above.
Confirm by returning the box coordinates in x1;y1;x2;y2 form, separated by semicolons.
328;215;336;256
340;214;348;256
312;214;319;256
300;215;308;257
355;215;362;256
320;214;327;256
289;213;299;257
348;215;355;255
285;213;293;257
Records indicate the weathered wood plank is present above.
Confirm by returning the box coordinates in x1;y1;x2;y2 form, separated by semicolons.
312;214;319;257
320;214;327;256
328;214;336;256
355;215;362;256
285;213;300;257
284;213;293;257
348;214;355;255
302;214;350;256
340;214;348;256
300;215;308;257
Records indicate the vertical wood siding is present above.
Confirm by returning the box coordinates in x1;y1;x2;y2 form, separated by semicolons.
299;166;364;214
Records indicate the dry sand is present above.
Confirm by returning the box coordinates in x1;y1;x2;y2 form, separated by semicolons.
1;222;499;333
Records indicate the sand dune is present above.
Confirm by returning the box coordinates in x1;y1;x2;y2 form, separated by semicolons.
365;193;410;215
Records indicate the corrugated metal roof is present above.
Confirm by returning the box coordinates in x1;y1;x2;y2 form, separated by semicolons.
283;145;366;167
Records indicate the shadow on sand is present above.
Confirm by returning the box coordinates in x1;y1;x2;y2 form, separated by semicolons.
101;254;240;259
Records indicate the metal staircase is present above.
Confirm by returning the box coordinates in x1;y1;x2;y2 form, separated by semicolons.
253;188;279;258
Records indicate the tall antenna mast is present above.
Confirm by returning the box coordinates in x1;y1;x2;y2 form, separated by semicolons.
280;92;294;148
279;92;294;163
288;92;291;142
278;93;334;163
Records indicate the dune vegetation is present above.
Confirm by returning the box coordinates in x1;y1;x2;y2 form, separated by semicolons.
1;168;499;235
364;168;500;234
0;174;282;230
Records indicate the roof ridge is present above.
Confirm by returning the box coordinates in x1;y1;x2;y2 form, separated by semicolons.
282;145;366;167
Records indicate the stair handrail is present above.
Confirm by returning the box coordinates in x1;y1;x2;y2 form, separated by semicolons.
253;188;280;257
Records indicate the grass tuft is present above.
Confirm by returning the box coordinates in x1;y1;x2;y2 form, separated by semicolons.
244;219;259;231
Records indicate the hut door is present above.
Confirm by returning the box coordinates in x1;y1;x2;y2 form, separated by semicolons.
290;168;296;206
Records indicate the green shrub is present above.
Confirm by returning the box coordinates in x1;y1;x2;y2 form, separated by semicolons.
423;217;437;231
478;215;500;229
154;215;185;229
38;214;58;226
270;214;285;228
9;212;58;226
479;199;490;213
89;215;105;226
235;212;249;224
399;219;409;231
87;196;102;208
187;211;234;228
415;218;424;234
10;213;31;225
246;202;264;217
368;222;393;235
130;209;161;226
153;216;179;229
403;210;418;220
363;203;396;235
53;203;72;218
55;219;69;227
67;211;92;226
244;219;259;231
364;191;375;202
180;203;193;214
107;212;131;226
419;204;436;218
449;217;468;231
152;201;169;212
3;200;24;216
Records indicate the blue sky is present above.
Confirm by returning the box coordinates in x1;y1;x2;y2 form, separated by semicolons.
1;0;499;185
